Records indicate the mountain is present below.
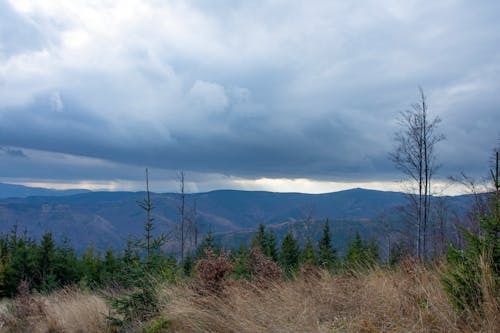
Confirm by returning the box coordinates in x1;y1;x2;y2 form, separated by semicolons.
0;187;473;254
0;182;91;199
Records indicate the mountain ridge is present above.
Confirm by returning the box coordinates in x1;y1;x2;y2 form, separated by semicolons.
0;184;473;253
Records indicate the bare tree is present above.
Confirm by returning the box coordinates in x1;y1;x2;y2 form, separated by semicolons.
390;88;444;259
139;168;167;271
191;199;199;250
140;168;153;264
178;171;186;264
431;196;449;257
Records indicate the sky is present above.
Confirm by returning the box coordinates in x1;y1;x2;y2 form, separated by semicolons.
0;0;499;194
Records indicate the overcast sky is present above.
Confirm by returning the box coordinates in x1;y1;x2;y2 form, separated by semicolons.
0;0;499;194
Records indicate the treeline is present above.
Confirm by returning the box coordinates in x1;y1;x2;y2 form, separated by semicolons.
0;220;380;297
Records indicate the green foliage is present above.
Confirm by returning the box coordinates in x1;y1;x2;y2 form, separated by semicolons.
195;231;218;259
233;242;251;280
280;232;299;276
442;209;499;313
80;243;103;288
345;232;379;268
53;237;80;286
317;219;337;269
301;237;317;265
143;317;173;333
109;275;160;328
442;152;499;314
263;229;279;262
36;231;57;291
250;224;266;250
183;253;194;277
0;256;5;295
5;233;37;295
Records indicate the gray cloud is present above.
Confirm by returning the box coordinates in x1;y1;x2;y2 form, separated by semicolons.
0;147;27;158
0;0;499;190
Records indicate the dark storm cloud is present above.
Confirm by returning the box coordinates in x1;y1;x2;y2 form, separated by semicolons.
0;0;499;189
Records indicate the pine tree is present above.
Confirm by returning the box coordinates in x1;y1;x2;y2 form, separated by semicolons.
116;239;142;288
317;219;337;269
345;232;379;268
6;234;36;295
81;243;102;288
442;151;499;312
301;237;317;265
102;247;120;284
54;236;80;286
280;232;299;276
37;231;57;291
345;232;364;265
183;253;194;276
139;168;167;272
196;231;217;258
233;242;251;279
264;229;279;262
251;224;266;250
0;254;5;296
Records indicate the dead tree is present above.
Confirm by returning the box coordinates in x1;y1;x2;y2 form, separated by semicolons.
179;171;186;264
390;88;444;259
139;168;167;271
140;168;153;264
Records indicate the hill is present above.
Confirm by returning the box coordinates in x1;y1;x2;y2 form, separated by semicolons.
0;186;472;253
0;182;90;199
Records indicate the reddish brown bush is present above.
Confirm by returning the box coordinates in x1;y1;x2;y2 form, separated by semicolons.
246;248;282;284
193;248;234;295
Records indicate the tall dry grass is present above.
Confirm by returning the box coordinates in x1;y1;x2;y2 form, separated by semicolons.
0;260;497;332
163;262;498;333
0;286;109;333
42;287;109;333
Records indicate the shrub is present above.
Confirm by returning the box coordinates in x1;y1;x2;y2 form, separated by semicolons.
246;248;282;284
193;248;234;295
441;152;499;323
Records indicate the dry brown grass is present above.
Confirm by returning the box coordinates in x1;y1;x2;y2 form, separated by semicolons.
163;263;498;333
42;286;109;333
0;286;109;333
0;261;497;332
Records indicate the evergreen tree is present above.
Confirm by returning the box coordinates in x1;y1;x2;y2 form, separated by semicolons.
250;223;266;250
442;151;499;312
183;253;194;277
102;247;120;284
280;232;299;276
138;168;167;272
317;219;337;269
115;239;143;288
6;235;36;295
301;237;317;265
54;236;80;286
0;254;5;296
233;242;251;279
196;231;217;258
37;231;57;291
81;243;103;288
345;232;364;265
345;232;379;268
264;229;279;262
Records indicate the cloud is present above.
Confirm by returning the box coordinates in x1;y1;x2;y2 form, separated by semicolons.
0;147;27;158
50;91;64;112
0;0;499;191
188;80;228;114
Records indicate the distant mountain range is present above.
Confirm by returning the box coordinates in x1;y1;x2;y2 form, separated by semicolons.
0;182;90;199
0;183;473;254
